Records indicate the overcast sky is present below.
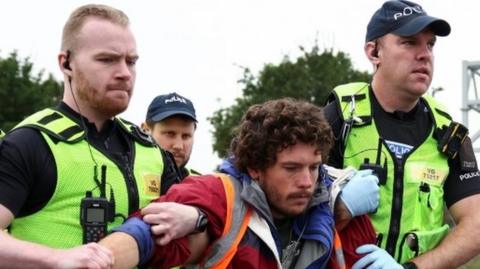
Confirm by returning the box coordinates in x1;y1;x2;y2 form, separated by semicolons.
1;0;479;171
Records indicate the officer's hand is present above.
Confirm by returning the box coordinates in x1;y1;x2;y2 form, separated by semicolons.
141;202;199;246
352;244;402;269
50;242;113;269
339;169;379;217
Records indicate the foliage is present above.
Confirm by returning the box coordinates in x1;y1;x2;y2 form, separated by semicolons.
209;46;372;158
0;51;63;131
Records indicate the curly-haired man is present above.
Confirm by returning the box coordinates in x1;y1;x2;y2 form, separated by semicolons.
100;98;369;269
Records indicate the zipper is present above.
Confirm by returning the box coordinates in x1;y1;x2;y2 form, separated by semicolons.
385;157;404;257
122;154;139;214
383;122;433;258
90;137;139;215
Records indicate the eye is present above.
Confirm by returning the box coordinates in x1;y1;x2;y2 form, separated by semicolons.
284;166;298;172
99;58;114;64
309;164;320;172
126;58;137;66
162;131;175;138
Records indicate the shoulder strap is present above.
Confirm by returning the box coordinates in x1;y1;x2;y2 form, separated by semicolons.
331;82;372;126
13;108;85;143
200;173;252;269
116;118;156;146
421;95;452;129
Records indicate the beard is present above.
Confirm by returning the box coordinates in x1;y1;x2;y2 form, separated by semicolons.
74;69;132;118
258;179;312;219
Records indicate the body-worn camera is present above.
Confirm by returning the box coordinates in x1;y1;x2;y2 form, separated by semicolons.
437;121;468;159
80;191;110;243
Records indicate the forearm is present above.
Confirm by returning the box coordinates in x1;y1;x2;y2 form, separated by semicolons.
0;231;56;269
107;216;209;268
99;232;139;269
411;216;480;269
148;232;209;268
411;195;480;269
184;231;209;265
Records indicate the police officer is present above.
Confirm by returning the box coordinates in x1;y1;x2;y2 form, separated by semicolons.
142;92;201;189
0;4;181;268
325;1;480;268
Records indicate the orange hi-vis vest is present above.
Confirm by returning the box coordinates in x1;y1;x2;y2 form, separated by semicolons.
194;173;253;269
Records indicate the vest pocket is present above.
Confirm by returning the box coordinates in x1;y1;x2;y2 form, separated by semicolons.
414;182;444;225
398;224;449;262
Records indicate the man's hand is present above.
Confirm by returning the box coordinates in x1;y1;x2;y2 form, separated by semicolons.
48;243;114;269
352;244;402;269
340;169;380;217
141;202;199;246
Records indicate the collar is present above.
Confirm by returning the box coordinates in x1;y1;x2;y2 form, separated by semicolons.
56;102;116;137
370;88;422;121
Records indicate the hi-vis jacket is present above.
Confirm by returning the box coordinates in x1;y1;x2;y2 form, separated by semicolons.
331;82;451;262
9;108;165;248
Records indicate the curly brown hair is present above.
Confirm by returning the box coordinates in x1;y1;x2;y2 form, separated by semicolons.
231;98;333;173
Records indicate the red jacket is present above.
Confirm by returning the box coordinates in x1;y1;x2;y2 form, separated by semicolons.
146;175;279;268
139;174;376;269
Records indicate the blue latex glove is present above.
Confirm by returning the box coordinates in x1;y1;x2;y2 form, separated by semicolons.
352;244;403;269
339;169;379;217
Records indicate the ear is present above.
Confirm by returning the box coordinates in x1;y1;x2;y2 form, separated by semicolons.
58;51;72;77
140;122;151;133
247;168;260;181
364;41;380;65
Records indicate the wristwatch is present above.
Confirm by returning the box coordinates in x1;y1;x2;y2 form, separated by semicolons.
192;207;209;233
402;262;418;269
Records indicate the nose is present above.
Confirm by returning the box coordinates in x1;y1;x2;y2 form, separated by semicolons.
296;168;314;189
416;44;433;62
171;136;184;151
115;61;133;80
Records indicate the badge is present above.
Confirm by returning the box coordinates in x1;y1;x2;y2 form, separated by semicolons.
143;173;160;195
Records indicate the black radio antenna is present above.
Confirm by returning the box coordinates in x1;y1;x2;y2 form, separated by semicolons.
100;165;107;198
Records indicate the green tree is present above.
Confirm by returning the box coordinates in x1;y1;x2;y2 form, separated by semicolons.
209;46;372;158
0;51;63;131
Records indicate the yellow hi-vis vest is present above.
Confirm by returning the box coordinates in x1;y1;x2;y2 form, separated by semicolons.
331;82;451;262
9;108;165;248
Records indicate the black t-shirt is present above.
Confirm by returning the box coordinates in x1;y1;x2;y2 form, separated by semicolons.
324;88;480;208
0;102;179;217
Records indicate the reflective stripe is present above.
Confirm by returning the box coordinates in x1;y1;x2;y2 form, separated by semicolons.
221;174;235;238
333;229;346;269
14;108;85;142
210;206;252;269
199;173;252;269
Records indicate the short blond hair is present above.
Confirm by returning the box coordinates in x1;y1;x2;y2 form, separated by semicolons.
61;4;129;51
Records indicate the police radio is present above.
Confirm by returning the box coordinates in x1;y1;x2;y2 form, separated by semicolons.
80;165;114;243
360;138;387;185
